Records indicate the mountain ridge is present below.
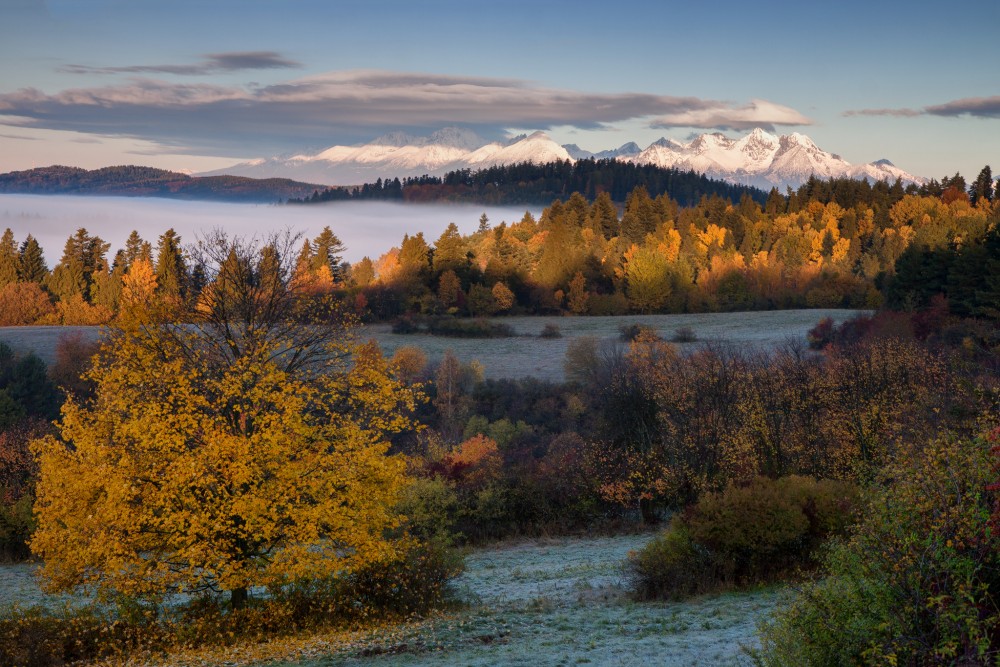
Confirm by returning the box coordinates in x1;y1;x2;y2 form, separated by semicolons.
206;127;924;190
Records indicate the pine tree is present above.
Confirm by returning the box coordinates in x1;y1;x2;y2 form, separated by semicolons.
17;235;48;283
969;165;994;205
311;227;346;280
155;228;187;302
0;229;19;288
45;228;109;303
478;213;490;233
433;223;466;274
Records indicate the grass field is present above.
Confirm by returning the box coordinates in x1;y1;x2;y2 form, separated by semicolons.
0;309;862;382
0;534;787;666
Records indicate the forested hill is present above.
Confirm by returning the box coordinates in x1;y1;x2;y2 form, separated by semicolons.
289;159;769;207
0;165;325;203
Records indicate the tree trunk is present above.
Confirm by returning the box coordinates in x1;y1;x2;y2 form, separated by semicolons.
231;587;248;610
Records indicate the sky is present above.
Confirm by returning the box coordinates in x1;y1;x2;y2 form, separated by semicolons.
1;0;998;181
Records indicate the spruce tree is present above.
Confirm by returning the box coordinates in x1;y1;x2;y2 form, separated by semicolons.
433;223;466;273
155;228;187;301
310;227;345;279
0;228;19;288
17;235;48;283
969;166;994;205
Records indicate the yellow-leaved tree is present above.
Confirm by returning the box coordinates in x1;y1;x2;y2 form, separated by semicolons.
31;231;420;609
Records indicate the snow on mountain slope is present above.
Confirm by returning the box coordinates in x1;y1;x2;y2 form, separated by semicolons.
206;127;923;189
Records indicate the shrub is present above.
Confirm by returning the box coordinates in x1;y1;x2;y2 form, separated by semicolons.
672;326;697;343
627;521;715;601
539;323;562;338
427;317;514;338
618;322;661;342
390;316;420;334
755;433;1000;666
628;476;860;600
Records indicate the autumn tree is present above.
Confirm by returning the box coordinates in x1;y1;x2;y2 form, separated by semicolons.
31;231;420;609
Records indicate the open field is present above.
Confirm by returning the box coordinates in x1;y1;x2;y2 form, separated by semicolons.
0;534;787;666
0;309;862;382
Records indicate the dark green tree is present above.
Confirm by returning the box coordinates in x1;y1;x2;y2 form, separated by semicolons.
433;223;466;274
155;228;187;302
17;235;48;284
969;165;994;205
311;227;346;280
45;228;109;303
0;228;18;288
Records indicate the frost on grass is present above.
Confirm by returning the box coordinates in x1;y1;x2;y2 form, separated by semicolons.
275;534;788;667
1;309;864;382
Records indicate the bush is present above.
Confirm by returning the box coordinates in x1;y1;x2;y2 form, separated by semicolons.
539;323;562;339
627;521;715;601
618;322;661;342
672;326;697;343
755;432;1000;666
427;317;514;338
390;316;420;334
628;476;860;600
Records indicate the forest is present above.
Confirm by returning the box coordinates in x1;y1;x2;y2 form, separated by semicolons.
289;158;767;207
1;166;999;665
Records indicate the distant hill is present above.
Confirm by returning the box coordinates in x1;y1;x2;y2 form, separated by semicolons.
0;165;326;203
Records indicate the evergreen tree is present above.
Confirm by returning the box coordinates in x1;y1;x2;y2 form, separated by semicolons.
311;227;346;280
155;228;187;302
974;224;1000;319
477;213;490;233
45;228;109;303
115;230;149;273
17;235;48;283
587;192;619;239
0;229;18;288
969;165;994;205
433;222;466;273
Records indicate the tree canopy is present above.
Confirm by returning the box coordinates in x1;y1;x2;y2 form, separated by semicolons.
30;232;420;608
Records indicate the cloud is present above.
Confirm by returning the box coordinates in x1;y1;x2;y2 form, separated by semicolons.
0;69;810;156
925;96;1000;119
0;132;40;141
650;99;812;131
842;108;921;117
844;96;1000;119
60;51;302;76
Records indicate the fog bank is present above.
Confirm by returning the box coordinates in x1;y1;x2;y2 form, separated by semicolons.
0;194;539;264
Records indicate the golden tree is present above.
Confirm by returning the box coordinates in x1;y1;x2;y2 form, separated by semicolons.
31;232;419;609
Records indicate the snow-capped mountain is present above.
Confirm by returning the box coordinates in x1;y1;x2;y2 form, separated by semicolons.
205;129;571;185
625;128;923;190
206;127;923;189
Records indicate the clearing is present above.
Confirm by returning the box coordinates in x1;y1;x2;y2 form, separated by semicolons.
1;308;860;382
1;534;786;666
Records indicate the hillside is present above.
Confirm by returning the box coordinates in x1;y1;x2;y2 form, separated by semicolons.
0;165;325;203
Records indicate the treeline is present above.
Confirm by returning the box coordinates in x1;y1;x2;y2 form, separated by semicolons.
289;158;766;207
1;169;997;326
0;165;323;202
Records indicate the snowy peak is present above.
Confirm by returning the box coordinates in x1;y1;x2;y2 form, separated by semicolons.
628;129;922;189
206;128;923;189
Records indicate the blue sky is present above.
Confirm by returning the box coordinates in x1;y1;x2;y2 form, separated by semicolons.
1;0;997;180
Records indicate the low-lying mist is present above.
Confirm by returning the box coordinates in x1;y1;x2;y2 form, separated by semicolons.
0;194;539;263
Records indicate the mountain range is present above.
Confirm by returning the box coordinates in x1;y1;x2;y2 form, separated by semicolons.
206;127;924;190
